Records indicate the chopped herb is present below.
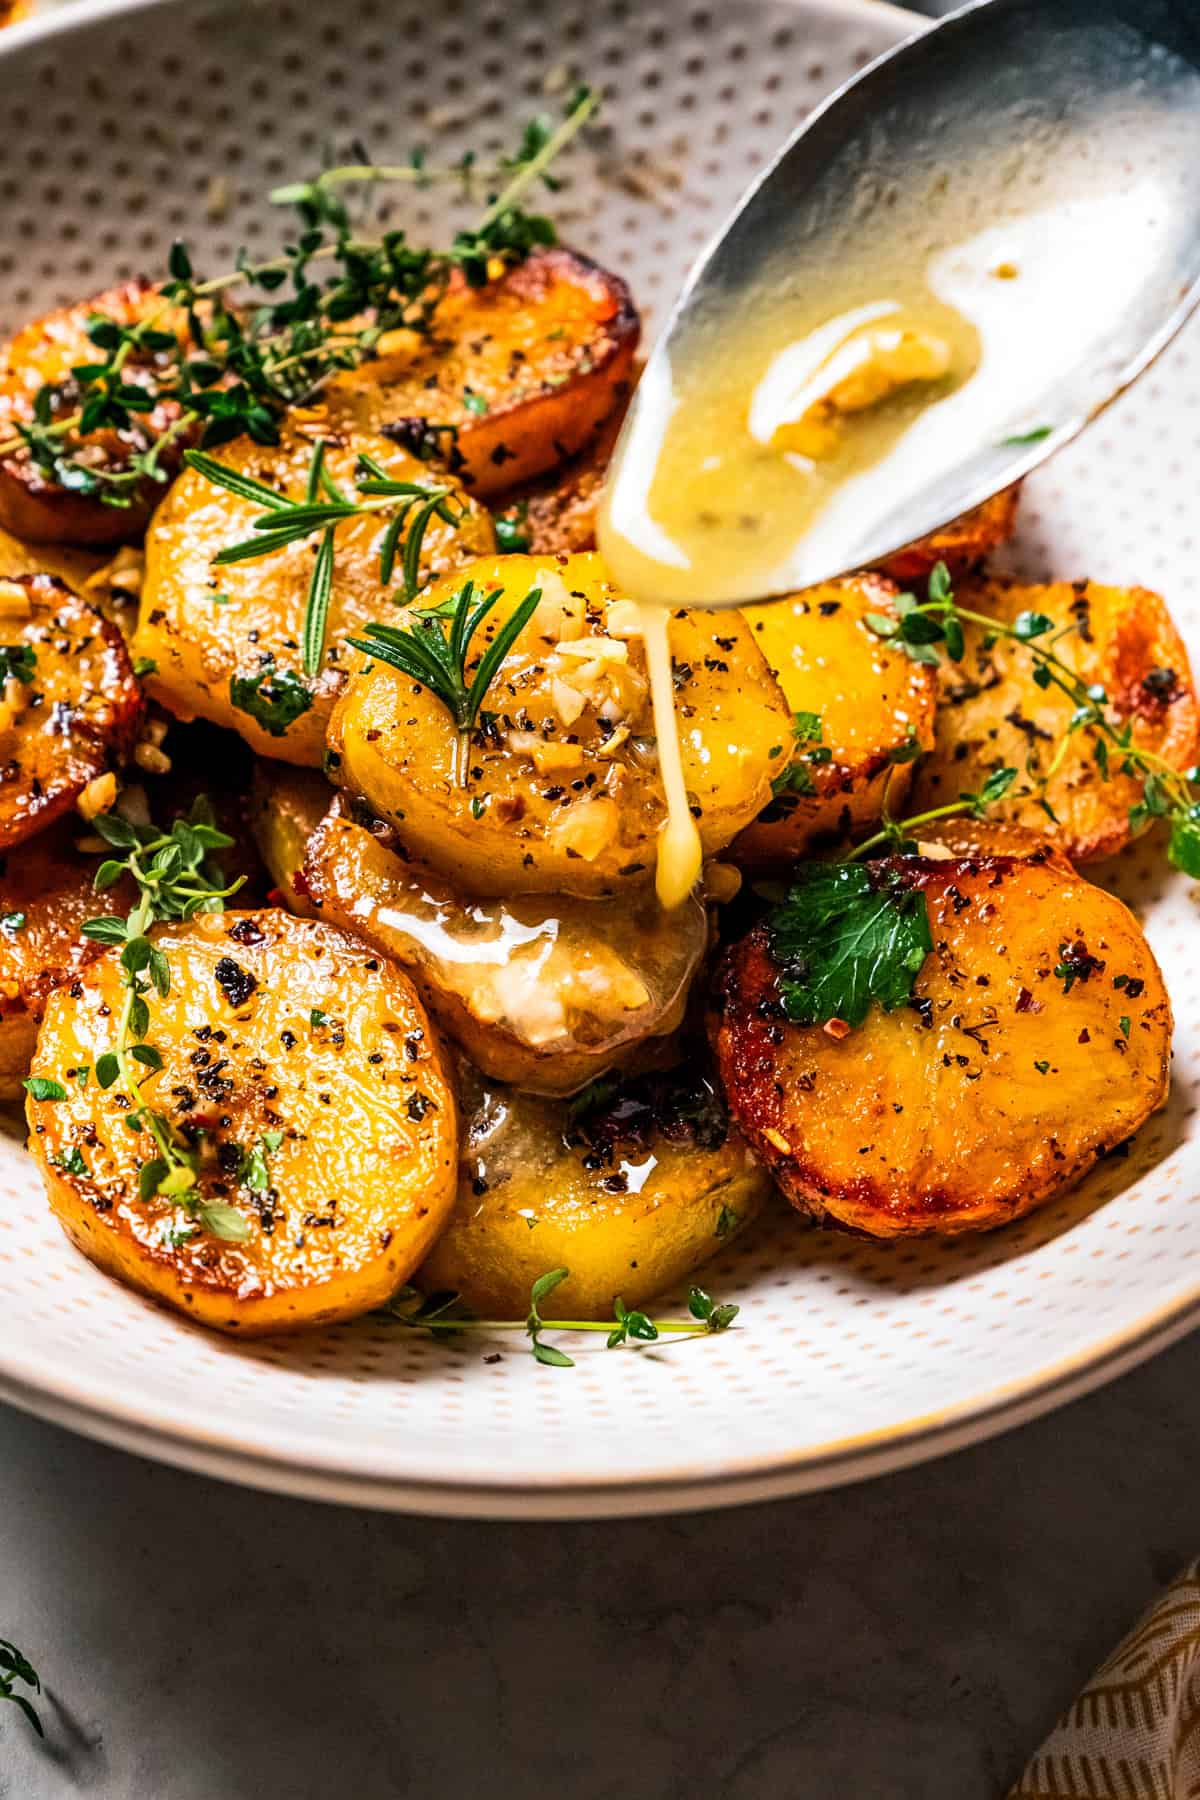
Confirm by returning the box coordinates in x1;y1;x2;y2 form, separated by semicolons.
229;663;313;737
23;1076;66;1101
768;862;933;1030
51;1145;88;1176
0;911;25;932
1034;1060;1051;1074
1119;1015;1131;1039
0;643;36;685
132;655;158;677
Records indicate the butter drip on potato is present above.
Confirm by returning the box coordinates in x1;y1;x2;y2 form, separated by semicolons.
711;851;1171;1238
27;909;458;1334
328;550;791;899
910;578;1200;862
418;1060;772;1317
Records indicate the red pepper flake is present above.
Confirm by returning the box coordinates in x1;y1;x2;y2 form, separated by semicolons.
823;1017;852;1040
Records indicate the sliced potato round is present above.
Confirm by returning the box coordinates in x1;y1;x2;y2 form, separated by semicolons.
0;280;195;546
493;395;629;558
878;487;1021;585
328;551;791;898
0;574;140;848
26;908;458;1334
734;576;937;867
248;763;326;915
135;423;494;766
418;1061;770;1316
0;823;136;1098
327;248;638;497
711;853;1171;1238
305;789;707;1093
910;578;1200;861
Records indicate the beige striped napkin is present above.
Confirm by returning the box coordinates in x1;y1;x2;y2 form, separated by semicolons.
1011;1564;1200;1799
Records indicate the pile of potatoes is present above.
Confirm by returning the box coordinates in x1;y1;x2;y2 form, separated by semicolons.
0;250;1188;1336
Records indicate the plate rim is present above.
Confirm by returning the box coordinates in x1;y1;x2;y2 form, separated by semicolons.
2;0;1195;1520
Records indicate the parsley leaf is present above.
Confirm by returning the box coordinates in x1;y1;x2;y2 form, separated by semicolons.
229;664;313;737
767;862;933;1028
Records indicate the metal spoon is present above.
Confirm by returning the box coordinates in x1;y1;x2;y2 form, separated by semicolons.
599;0;1200;604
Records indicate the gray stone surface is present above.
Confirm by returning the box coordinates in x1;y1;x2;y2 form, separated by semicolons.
1;1329;1198;1799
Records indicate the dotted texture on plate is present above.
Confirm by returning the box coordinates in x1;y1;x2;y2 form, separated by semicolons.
0;0;1196;1509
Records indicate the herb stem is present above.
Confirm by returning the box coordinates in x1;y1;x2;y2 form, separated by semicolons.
848;796;983;862
476;87;598;231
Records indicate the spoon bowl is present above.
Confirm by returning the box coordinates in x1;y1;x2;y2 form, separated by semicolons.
599;0;1200;605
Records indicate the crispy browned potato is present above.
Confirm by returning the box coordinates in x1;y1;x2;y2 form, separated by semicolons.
0;574;140;849
912;815;1075;867
0;280;195;546
0;823;137;1098
734;576;938;867
27;908;458;1335
329;551;791;899
134;423;494;766
711;854;1171;1238
303;789;708;1094
910;578;1200;861
418;1061;770;1316
327;248;638;498
492;396;628;557
878;488;1021;585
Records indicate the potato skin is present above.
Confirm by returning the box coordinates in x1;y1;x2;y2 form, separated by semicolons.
0;280;195;546
910;578;1200;861
878;488;1021;585
303;790;708;1094
418;1063;770;1317
329;551;791;898
135;424;494;766
0;574;141;848
734;576;937;867
328;248;638;498
711;854;1171;1238
27;908;458;1334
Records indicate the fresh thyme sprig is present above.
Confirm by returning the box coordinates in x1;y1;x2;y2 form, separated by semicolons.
346;576;543;783
0;1638;42;1737
867;562;1200;875
383;1267;740;1368
77;802;247;1238
185;442;463;676
5;89;597;508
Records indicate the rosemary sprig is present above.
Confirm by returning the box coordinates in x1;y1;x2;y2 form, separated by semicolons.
346;576;543;784
5;89;597;505
77;802;247;1238
867;562;1200;875
0;1638;42;1737
185;442;464;677
383;1268;740;1368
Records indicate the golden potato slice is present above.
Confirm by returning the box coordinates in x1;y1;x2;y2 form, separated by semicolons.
0;524;104;595
734;576;938;868
329;551;791;899
711;854;1171;1238
910;578;1200;861
912;815;1074;868
0;823;137;1098
878;488;1021;585
327;248;638;499
0;280;195;547
134;422;494;766
26;908;458;1334
492;394;629;558
303;788;707;1093
418;1060;770;1316
0;574;140;849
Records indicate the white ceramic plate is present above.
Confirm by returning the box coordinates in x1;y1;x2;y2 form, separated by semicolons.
0;0;1196;1518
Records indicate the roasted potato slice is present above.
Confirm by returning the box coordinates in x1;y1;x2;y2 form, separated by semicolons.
734;576;937;867
910;578;1200;861
0;524;104;595
492;394;628;558
0;574;140;849
303;788;707;1093
878;488;1021;585
419;1061;770;1316
26;908;458;1334
0;823;137;1099
329;551;791;899
0;280;195;547
327;248;638;499
134;423;494;766
248;763;326;915
711;853;1171;1238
